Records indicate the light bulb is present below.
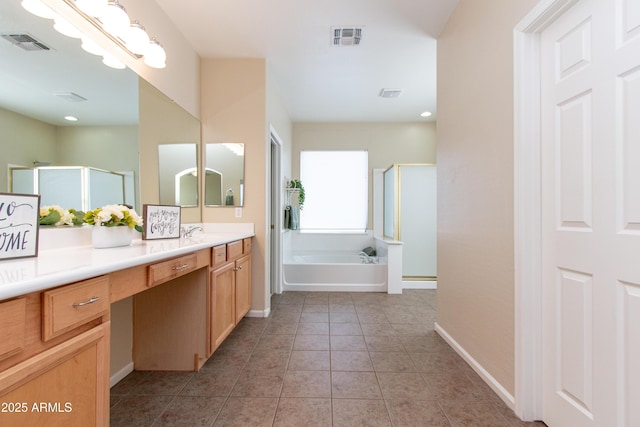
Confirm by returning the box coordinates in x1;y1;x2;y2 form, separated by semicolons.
21;0;56;19
81;36;105;56
100;1;130;37
102;53;126;69
53;16;82;39
143;39;166;68
122;22;149;55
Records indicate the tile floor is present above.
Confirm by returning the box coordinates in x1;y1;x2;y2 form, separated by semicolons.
110;290;546;426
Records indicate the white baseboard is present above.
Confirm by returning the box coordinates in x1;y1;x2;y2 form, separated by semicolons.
110;361;134;388
403;280;437;289
435;322;515;410
247;308;270;318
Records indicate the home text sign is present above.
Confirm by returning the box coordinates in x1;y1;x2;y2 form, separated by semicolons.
142;204;181;240
0;193;40;260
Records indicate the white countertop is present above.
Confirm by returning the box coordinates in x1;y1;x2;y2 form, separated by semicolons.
0;223;254;301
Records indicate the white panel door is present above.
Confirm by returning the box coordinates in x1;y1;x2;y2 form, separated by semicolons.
541;0;640;426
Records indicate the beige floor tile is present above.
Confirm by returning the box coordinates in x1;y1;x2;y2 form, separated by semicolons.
154;396;226;427
244;350;291;373
376;372;435;401
330;335;367;351
254;334;295;351
360;322;396;336
130;371;194;396
110;395;173;427
369;351;417;372
300;312;330;323
273;398;332;427
438;400;511;427
364;335;405;352
331;351;373;371
330;322;363;336
281;370;332;398
293;334;330;350
288;350;331;371
296;322;330;335
230;370;284;397
385;399;451;427
331;371;382;399
213;397;278;427
302;304;329;313
332;399;391;427
329;303;356;313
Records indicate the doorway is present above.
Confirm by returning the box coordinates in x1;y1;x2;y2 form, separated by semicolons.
515;0;640;425
269;128;283;296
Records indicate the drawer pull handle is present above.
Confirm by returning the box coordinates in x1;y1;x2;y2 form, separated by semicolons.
73;296;100;307
234;266;243;271
173;263;189;271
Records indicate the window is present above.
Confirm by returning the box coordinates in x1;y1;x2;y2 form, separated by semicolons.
299;150;368;232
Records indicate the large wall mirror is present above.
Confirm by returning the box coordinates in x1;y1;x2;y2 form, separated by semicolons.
1;1;201;220
0;1;139;211
205;143;245;207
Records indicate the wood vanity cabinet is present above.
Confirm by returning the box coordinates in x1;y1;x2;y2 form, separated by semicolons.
209;238;252;354
0;277;110;427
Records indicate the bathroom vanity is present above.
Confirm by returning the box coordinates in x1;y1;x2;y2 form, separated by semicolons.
0;226;253;426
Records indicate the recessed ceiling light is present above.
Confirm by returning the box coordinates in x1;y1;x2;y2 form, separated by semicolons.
420;111;432;117
64;115;78;121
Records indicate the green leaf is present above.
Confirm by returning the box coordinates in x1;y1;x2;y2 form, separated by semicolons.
39;211;61;225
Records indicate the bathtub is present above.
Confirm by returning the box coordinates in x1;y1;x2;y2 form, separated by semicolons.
283;251;387;292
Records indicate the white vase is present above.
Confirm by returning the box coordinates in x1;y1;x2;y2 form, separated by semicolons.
92;226;133;249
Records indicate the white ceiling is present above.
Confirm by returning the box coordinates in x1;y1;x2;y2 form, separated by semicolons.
0;0;458;126
156;0;459;122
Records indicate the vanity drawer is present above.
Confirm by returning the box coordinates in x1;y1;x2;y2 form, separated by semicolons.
0;297;26;361
42;276;110;341
227;240;243;261
243;238;252;254
212;245;227;267
148;253;199;288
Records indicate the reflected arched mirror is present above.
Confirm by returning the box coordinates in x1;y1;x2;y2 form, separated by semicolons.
158;144;198;207
205;143;245;207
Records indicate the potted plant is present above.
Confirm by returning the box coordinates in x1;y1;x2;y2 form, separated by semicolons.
288;179;305;210
84;204;143;248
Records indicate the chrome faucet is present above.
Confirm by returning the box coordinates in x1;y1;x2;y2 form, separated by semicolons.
181;225;203;238
358;252;376;264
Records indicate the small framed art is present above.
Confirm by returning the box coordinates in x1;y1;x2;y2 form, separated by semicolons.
0;192;40;260
142;204;181;240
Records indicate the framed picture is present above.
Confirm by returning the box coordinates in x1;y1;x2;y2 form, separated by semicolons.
0;192;40;260
142;204;181;240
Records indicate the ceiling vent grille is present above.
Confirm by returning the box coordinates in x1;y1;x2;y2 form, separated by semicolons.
55;92;88;102
1;33;51;51
379;88;402;98
331;27;362;46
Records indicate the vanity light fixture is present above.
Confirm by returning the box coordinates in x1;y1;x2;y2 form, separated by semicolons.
22;0;167;69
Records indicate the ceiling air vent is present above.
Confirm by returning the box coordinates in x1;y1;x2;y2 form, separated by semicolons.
1;33;51;51
331;27;362;46
379;88;403;98
55;92;88;102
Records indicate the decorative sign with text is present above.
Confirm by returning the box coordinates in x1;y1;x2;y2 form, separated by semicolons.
142;204;181;240
0;193;40;260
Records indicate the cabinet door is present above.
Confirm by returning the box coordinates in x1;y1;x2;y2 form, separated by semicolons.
0;323;109;427
235;254;252;323
209;262;235;353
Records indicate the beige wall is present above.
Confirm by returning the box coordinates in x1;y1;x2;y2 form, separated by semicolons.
292;122;436;228
436;0;538;395
201;58;270;313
